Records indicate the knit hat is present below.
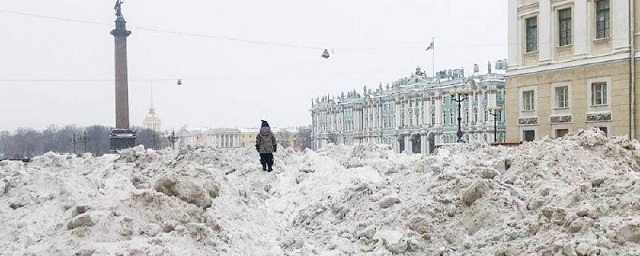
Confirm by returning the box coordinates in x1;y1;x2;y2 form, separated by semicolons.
261;120;270;127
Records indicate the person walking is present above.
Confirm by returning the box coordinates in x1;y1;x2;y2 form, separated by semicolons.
256;120;277;172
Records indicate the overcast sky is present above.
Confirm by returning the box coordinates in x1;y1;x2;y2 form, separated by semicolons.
0;0;507;132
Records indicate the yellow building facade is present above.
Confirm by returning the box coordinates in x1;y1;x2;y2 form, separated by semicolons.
507;0;640;141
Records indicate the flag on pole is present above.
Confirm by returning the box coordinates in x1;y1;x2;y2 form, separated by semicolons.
425;40;434;51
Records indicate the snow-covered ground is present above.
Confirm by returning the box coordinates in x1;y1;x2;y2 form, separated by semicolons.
1;128;640;255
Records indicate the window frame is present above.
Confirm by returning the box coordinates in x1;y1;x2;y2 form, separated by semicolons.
595;0;610;39
555;86;569;109
591;82;608;106
449;110;455;125
522;90;535;111
558;8;572;46
443;111;448;125
525;16;538;52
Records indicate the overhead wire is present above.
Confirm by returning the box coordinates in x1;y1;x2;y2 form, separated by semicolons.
1;8;635;50
0;8;514;84
0;9;323;50
0;9;513;50
0;69;406;83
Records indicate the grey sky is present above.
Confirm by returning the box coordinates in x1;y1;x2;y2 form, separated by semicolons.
0;0;507;132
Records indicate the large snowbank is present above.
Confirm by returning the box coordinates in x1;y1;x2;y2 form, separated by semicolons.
1;128;640;255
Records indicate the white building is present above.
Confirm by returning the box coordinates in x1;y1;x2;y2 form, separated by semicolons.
176;126;241;148
311;66;506;154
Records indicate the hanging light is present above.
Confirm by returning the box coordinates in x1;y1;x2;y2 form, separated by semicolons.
321;49;330;59
177;79;182;86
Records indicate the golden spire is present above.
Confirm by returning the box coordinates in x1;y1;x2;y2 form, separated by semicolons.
149;84;155;114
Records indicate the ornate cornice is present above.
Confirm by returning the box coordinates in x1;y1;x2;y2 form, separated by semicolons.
586;112;612;123
518;116;539;125
518;2;540;15
550;115;572;124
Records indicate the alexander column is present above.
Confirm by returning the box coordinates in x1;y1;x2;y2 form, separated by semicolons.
109;0;135;151
111;0;131;129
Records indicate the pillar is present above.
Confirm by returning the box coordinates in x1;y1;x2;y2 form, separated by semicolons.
111;13;132;129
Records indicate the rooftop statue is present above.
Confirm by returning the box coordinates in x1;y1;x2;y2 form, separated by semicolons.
114;0;124;17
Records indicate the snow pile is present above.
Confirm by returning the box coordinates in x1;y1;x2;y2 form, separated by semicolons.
1;128;640;255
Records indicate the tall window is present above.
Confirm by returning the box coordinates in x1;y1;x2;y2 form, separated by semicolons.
430;109;435;125
523;90;535;111
443;111;447;125
555;86;569;108
591;82;608;106
449;111;455;125
559;8;572;46
596;0;610;39
473;108;478;123
526;17;538;52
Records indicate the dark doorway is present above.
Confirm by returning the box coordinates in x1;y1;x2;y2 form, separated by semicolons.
523;130;535;142
428;133;435;154
411;134;421;153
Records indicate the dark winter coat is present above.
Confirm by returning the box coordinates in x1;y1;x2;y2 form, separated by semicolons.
256;127;277;153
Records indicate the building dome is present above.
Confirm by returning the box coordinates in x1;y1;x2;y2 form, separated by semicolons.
143;87;162;132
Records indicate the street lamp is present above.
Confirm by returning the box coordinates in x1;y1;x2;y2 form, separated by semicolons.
80;130;90;154
168;130;179;149
487;106;503;143
70;134;78;154
449;86;472;143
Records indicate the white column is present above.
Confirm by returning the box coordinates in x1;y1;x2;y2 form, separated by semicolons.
573;0;588;58
405;136;411;154
420;99;424;126
364;106;371;129
363;107;367;130
395;102;401;128
613;0;631;52
368;106;372;129
358;109;363;131
420;96;429;125
425;100;430;125
539;0;552;63
479;91;486;123
372;105;376;129
436;98;442;125
508;0;522;67
394;139;399;153
377;104;381;129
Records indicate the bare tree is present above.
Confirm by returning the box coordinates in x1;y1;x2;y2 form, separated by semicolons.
85;125;110;156
296;126;312;150
275;129;292;148
11;128;42;158
133;126;164;150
